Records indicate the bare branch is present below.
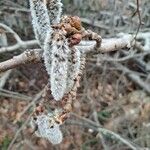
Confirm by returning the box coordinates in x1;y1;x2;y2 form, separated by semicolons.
0;23;22;43
96;51;150;62
0;88;32;101
7;113;33;150
0;23;38;53
0;70;12;88
0;49;42;73
0;34;135;73
7;87;48;150
78;33;133;53
115;63;150;94
134;0;143;39
68;113;138;150
0;40;38;53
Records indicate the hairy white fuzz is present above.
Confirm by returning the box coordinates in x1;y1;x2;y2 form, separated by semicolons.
30;0;82;100
29;0;51;46
66;47;81;92
46;0;63;24
31;113;63;145
50;31;70;100
43;31;52;77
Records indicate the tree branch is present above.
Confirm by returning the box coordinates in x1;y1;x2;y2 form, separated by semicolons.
0;35;134;73
115;63;150;94
0;49;42;73
0;23;38;53
78;33;133;53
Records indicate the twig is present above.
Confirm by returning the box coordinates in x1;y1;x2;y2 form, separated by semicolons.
95;51;150;62
7;86;47;149
7;113;33;150
97;128;137;150
0;23;134;54
0;70;12;88
68;113;138;150
0;88;32;101
13;86;47;123
80;17;109;30
0;23;22;43
1;6;30;13
0;49;42;73
0;40;38;53
115;63;150;94
0;23;38;53
135;32;150;51
0;34;135;73
78;33;133;53
87;91;109;150
134;0;142;39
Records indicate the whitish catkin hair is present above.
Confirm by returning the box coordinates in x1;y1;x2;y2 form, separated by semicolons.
44;30;81;100
29;0;66;100
31;113;63;144
30;0;81;100
46;0;63;24
29;0;51;47
49;31;70;100
66;47;81;92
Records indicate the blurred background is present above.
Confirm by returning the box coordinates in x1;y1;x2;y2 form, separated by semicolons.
0;0;150;149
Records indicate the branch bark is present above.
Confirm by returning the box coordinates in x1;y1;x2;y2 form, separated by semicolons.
0;49;42;73
0;23;38;53
0;35;134;73
78;33;133;53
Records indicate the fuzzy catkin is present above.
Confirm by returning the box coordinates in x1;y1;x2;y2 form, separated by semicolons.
66;47;81;92
31;114;63;144
50;31;70;100
44;31;81;100
46;0;63;24
30;0;82;100
29;0;51;47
